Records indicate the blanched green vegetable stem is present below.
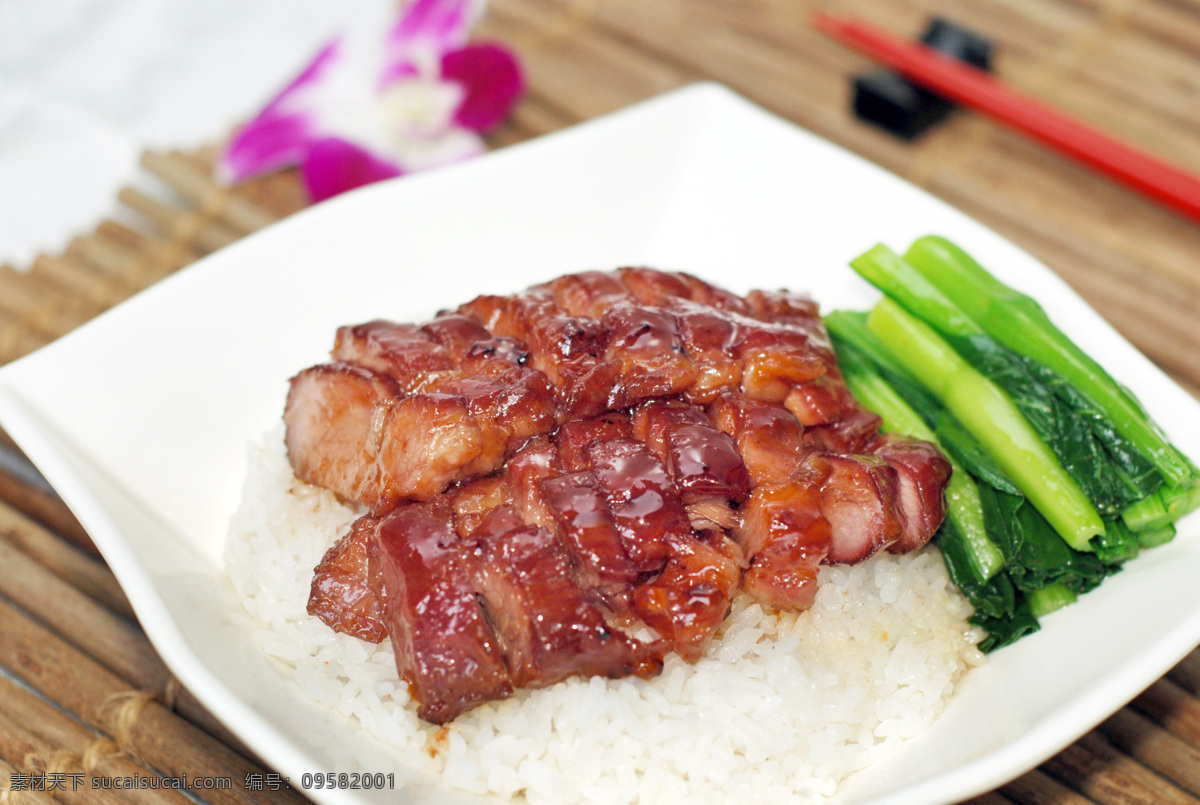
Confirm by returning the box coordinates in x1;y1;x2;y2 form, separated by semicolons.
903;235;1196;489
866;298;1106;552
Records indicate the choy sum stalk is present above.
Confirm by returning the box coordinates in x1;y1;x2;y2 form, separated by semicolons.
865;298;1106;552
903;235;1196;490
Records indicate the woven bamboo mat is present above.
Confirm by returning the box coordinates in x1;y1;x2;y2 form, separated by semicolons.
2;0;1200;802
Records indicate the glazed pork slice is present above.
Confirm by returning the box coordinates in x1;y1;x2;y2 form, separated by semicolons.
540;472;645;594
545;416;744;662
871;435;953;553
530;272;700;408
307;423;736;721
283;363;403;510
290;268;872;510
663;299;833;408
616;266;754;313
551;412;683;572
536;415;651;593
587;438;685;573
554;413;635;472
308;498;663;718
632;399;751;531
613;270;840;411
631;529;744;662
368;503;514;724
712;393;832;611
307;515;387;643
459;287;615;416
560;410;746;660
315;488;654;722
500;436;561;530
332;314;533;386
288;269;871;511
466;510;664;690
732;440;948;591
735;481;831;612
286;318;558;508
599;303;698;404
459;269;852;415
540;416;744;661
334;315;559;472
711;389;950;603
459;293;697;417
710;391;810;485
284;363;519;509
332;318;465;388
417;369;559;465
814;453;905;563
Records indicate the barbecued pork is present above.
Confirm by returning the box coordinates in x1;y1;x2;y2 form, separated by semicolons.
294;268;954;723
285;317;557;509
308;417;743;720
736;480;831;611
872;435;954;553
307;514;387;643
368;502;515;723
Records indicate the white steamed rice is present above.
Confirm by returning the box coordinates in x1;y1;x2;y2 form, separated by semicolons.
224;429;986;804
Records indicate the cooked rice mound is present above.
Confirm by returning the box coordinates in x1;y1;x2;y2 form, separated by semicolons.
225;431;986;803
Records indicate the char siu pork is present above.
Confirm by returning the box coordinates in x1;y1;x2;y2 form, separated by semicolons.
290;268;952;722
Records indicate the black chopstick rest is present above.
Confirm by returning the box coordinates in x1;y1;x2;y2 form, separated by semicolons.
851;17;994;140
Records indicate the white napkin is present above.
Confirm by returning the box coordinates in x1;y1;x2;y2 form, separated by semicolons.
0;0;393;268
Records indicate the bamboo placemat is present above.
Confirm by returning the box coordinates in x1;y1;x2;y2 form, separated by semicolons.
2;0;1200;802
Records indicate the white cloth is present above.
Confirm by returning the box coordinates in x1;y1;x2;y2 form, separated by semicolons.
0;0;394;268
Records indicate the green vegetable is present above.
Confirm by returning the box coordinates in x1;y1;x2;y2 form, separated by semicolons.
831;235;1195;652
952;335;1161;517
829;308;1115;651
825;310;943;424
850;244;1170;524
866;297;1106;552
849;244;982;339
969;581;1039;653
932;517;1002;615
1091;517;1140;566
1123;482;1200;532
1135;522;1177;549
904;235;1197;490
932;414;1022;496
1028;583;1077;619
976;485;1108;595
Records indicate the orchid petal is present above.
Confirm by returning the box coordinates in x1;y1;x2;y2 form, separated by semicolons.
220;114;314;184
378;59;420;90
387;0;476;60
219;0;518;198
301;137;403;202
219;39;344;183
262;39;344;117
441;44;523;132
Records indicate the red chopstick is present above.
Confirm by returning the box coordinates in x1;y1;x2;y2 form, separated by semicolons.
811;11;1200;224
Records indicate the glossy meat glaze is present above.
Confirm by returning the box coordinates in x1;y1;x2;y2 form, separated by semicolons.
285;269;951;722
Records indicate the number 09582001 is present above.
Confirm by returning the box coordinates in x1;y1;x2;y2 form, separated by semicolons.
299;772;396;790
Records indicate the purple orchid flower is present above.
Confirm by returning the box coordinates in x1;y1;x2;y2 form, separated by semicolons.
219;0;522;202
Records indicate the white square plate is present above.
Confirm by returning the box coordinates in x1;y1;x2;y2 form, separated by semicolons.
2;83;1198;805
